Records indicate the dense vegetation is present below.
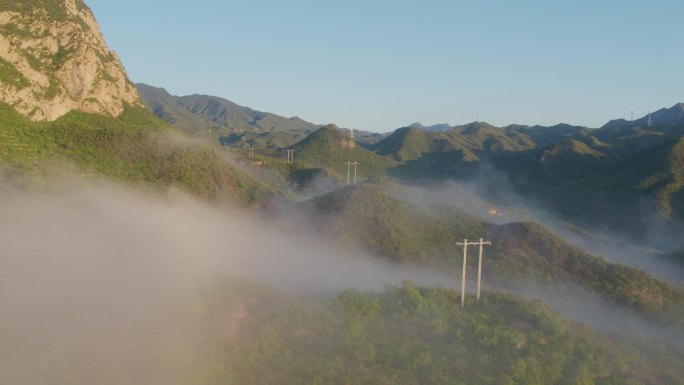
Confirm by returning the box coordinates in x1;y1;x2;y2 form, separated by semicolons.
136;83;318;149
0;103;271;206
288;125;398;180
298;184;684;325
362;110;684;243
0;0;90;22
135;85;684;243
184;279;684;385
3;3;684;383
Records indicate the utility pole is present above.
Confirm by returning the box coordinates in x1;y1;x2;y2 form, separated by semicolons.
345;161;360;185
474;238;492;303
352;161;359;185
286;149;294;164
455;239;476;308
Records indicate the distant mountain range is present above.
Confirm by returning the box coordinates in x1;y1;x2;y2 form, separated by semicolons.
408;122;452;132
408;103;684;134
603;103;684;129
137;83;319;133
136;83;320;149
281;104;684;241
136;80;684;239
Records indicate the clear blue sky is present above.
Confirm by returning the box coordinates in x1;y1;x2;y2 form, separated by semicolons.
87;0;683;132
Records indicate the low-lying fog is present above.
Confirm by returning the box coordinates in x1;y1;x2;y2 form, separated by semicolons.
390;180;684;283
0;182;451;384
1;180;681;384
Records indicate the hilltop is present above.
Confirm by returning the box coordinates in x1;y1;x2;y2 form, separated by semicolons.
374;126;432;161
0;0;141;120
287;124;398;180
603;103;684;130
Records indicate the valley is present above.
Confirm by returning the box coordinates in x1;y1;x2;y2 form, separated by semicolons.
1;1;683;384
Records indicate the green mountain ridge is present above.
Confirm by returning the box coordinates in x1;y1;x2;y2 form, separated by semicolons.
3;2;684;384
603;103;684;129
297;183;684;325
370;117;684;241
184;279;684;385
0;102;272;206
136;83;319;149
287;124;398;180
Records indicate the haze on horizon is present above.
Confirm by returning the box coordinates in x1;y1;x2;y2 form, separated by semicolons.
88;0;684;132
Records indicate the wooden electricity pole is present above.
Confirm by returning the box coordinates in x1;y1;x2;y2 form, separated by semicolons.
352;161;359;184
346;161;352;185
474;238;492;303
455;239;476;308
346;161;360;185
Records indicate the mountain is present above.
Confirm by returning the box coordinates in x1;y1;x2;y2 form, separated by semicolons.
489;107;684;237
529;136;684;233
297;184;684;323
369;108;684;242
374;126;432;161
0;103;272;206
0;2;272;207
603;103;684;130
408;122;451;131
137;83;319;148
0;0;141;120
189;279;684;385
378;122;589;165
374;122;588;179
286;124;398;180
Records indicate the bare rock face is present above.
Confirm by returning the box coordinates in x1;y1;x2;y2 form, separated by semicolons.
0;0;141;121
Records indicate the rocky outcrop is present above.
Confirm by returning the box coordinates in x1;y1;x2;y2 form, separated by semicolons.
0;0;141;121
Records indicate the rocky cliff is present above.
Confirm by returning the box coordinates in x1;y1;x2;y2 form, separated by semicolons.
0;0;141;121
